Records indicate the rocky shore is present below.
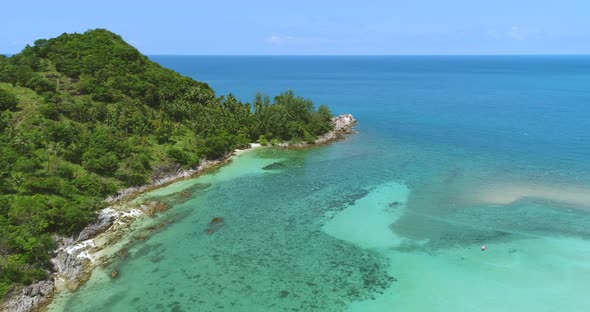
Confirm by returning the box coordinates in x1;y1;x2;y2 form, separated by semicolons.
1;114;356;312
1;156;234;312
315;114;357;144
279;114;357;147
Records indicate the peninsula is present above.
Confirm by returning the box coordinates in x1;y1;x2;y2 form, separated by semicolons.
0;29;355;311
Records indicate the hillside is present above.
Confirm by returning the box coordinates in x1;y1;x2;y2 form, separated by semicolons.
0;29;333;299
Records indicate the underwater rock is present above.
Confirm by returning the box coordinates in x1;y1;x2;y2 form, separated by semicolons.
207;217;225;234
147;183;212;207
117;247;129;259
388;201;403;208
140;201;170;217
278;290;290;298
263;162;287;171
150;255;165;263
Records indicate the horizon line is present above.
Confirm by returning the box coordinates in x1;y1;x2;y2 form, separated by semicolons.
145;53;590;57
3;52;590;57
146;53;590;56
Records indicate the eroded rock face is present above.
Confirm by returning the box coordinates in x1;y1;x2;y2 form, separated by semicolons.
51;237;94;291
1;280;54;312
77;209;117;241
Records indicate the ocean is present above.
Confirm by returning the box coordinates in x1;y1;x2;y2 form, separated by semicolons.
48;56;590;311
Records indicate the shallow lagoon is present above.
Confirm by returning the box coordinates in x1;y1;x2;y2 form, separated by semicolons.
49;146;590;312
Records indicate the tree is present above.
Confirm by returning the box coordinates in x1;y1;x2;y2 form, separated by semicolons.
0;87;18;111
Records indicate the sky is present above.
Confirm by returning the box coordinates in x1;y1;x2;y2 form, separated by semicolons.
1;0;589;55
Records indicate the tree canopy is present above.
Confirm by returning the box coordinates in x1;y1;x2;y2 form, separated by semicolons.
0;29;333;299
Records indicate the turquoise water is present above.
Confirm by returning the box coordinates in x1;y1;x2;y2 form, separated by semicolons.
49;56;590;311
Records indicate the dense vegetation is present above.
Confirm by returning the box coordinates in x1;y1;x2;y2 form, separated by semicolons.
0;29;333;299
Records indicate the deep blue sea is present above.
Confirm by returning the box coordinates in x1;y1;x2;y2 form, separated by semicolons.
49;56;590;311
156;56;590;171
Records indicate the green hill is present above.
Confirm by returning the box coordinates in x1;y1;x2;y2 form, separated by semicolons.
0;29;333;298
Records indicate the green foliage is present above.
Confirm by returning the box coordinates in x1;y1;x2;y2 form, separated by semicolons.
253;90;333;141
0;29;335;297
116;152;152;186
270;138;280;146
304;131;316;144
0;87;18;111
258;134;269;146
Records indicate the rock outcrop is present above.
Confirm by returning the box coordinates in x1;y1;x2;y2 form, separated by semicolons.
1;281;54;312
314;114;357;144
278;114;357;147
51;237;94;291
76;209;117;241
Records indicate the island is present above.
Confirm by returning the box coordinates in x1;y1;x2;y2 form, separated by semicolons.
0;29;355;311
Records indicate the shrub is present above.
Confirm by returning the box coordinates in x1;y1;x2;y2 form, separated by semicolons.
0;87;18;111
258;135;269;146
304;131;316;144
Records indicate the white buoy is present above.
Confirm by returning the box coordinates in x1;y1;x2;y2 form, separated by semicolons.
481;245;486;251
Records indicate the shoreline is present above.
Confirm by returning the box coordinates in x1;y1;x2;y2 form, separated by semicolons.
2;114;356;312
7;152;242;312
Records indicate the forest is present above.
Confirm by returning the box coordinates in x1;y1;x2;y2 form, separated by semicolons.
0;29;333;298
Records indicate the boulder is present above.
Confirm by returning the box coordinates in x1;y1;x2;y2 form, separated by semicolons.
1;280;54;312
76;209;116;241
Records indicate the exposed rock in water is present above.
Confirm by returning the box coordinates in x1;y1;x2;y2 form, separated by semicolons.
1;280;54;312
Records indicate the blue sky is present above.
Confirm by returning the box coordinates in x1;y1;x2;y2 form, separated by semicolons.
2;0;589;55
